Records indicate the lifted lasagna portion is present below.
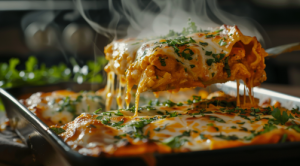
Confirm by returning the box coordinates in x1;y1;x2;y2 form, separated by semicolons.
104;23;268;113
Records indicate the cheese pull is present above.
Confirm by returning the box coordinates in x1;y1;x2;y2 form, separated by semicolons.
104;24;268;113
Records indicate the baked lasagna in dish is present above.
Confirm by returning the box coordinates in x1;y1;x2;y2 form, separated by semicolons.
50;92;300;159
20;20;300;165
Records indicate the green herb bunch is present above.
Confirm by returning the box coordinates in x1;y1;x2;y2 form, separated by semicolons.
0;56;107;111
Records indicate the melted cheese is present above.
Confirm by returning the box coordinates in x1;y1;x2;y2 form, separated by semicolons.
54;96;300;157
20;90;106;126
104;25;268;115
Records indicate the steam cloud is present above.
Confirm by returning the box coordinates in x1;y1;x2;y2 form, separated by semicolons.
75;0;269;47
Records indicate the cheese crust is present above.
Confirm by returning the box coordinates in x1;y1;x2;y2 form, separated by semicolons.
51;94;300;157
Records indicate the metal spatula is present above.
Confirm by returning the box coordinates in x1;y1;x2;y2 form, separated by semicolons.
265;42;300;57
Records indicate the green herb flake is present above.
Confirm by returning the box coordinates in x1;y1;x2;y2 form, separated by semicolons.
214;133;239;141
199;42;208;46
50;127;66;135
206;59;214;66
206;34;214;38
212;72;215;77
157;111;164;115
114;110;124;116
219;39;227;46
190;65;195;68
189;37;196;43
94;108;102;114
215;29;224;33
205;51;212;56
200;133;207;140
272;108;293;125
95;116;103;120
159;57;166;66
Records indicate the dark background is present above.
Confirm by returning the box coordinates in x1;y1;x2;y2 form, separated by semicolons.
0;0;299;91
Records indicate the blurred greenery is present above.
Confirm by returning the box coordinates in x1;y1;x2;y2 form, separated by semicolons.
0;56;108;111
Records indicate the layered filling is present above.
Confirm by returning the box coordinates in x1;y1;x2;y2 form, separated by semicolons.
104;24;268;115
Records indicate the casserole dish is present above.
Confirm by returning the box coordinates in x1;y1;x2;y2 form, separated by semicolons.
1;82;300;166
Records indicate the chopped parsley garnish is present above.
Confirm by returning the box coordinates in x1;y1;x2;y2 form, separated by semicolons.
215;29;223;33
192;95;202;103
237;122;245;124
291;107;299;114
218;39;227;46
181;130;191;137
57;96;77;118
181;49;194;60
114;110;124;116
166;111;178;117
101;118;111;125
95;116;103;120
211;72;215;77
158;36;195;60
205;34;214;38
214;133;239;140
205;51;212;56
189;37;196;43
209;116;226;123
163;100;176;107
94;108;102;114
199;42;208;46
154;123;168;131
50;127;65;135
206;59;214;66
231;126;237;129
199;133;207;140
239;127;248;132
272;108;293;125
156;111;164;115
163;136;189;149
111;120;124;127
177;102;184;106
239;115;250;120
190;65;195;68
75;95;83;102
159;57;166;66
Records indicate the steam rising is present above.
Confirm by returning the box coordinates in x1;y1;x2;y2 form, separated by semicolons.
75;0;268;47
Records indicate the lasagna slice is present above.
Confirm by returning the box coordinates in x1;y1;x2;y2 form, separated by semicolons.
104;24;268;114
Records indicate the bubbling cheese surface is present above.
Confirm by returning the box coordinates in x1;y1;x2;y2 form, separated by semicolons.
53;94;300;157
104;25;268;115
20;90;105;126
